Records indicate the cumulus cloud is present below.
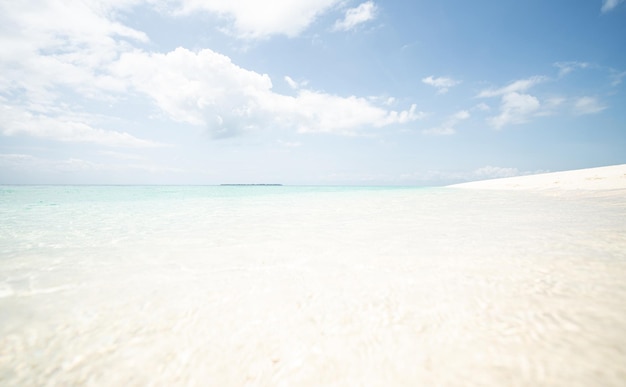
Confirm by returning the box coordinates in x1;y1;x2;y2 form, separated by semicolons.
176;0;341;39
0;0;160;146
1;0;420;146
422;110;470;136
112;47;272;132
478;77;546;129
574;97;606;115
333;1;377;31
601;0;625;12
284;90;422;134
0;0;146;102
422;76;461;94
487;92;541;129
112;47;422;137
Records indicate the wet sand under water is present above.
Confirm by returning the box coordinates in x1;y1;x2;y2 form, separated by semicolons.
1;182;625;386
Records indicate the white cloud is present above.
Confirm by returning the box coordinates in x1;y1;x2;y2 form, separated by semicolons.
610;70;626;86
112;47;273;131
473;102;490;111
0;103;161;147
554;61;590;77
333;1;377;32
477;76;546;98
454;110;471;120
422;76;461;94
478;77;546;129
0;0;162;147
535;96;565;117
554;62;625;87
478;74;611;126
487;92;541;129
384;97;396;106
422;110;470;136
0;0;146;102
601;0;625;12
285;76;299;90
112;47;423;136
0;153;182;174
1;0;421;145
545;97;565;108
0;153;38;166
284;91;422;134
176;0;341;39
574;97;606;115
284;76;309;90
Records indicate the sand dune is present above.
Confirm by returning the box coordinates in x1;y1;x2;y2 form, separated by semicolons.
450;164;626;192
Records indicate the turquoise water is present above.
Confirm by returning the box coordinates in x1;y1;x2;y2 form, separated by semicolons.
0;185;423;259
1;185;625;386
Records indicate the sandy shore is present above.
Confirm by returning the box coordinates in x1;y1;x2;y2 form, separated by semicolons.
2;185;626;386
449;164;626;192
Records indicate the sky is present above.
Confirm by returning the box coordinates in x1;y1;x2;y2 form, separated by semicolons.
1;0;625;185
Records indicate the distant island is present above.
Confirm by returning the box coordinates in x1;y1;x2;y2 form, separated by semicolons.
220;184;283;186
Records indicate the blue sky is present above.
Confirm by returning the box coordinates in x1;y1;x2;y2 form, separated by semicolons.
1;0;625;185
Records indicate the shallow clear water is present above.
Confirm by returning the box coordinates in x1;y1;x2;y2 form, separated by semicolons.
1;186;625;386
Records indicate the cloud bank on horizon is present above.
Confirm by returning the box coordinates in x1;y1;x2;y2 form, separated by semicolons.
0;0;625;184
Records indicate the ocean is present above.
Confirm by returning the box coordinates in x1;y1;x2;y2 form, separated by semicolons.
1;185;625;386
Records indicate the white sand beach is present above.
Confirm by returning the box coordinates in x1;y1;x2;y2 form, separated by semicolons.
450;164;626;192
